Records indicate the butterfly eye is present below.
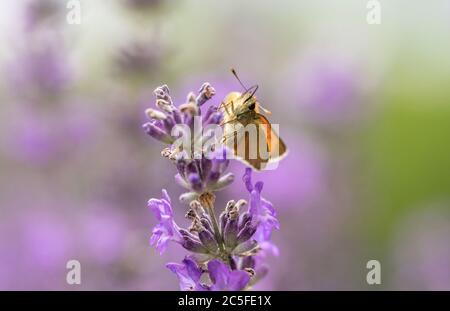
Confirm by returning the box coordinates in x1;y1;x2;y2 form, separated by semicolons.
248;102;256;110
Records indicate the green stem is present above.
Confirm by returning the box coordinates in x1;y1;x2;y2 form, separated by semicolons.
206;204;224;253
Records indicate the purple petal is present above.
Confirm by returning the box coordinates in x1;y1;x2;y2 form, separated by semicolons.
208;260;229;290
243;168;253;192
227;270;251;291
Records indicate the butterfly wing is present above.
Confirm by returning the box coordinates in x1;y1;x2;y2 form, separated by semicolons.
253;114;288;170
222;113;287;171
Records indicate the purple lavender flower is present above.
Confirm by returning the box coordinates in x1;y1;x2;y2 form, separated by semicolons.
243;168;280;254
166;257;208;291
8;41;71;100
145;82;281;291
208;259;250;291
166;257;250;291
148;190;182;254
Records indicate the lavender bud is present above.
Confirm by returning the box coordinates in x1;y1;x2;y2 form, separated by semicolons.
200;157;212;179
200;217;213;233
175;156;187;177
145;108;166;120
142;122;174;144
227;200;241;220
179;94;198;116
154;85;172;105
162;115;175;132
172;109;182;124
155;99;174;113
189;200;205;215
160;84;170;95
179;192;198;204
211;172;235;191
219;211;228;235
241;256;256;270
196;83;216;106
181;236;209;254
238;211;252;231
188;218;203;233
198;229;218;252
185;208;197;220
179;228;198;240
225;200;236;213
188;173;203;192
207;171;221;185
236;221;257;244
202;105;217;124
175;173;190;189
224;217;238;248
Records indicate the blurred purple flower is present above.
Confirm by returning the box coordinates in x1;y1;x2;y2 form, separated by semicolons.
82;207;128;265
148;190;182;254
289;50;369;124
229;132;325;210
24;0;63;31
115;39;162;78
5;103;95;165
391;205;450;290
8;41;71;99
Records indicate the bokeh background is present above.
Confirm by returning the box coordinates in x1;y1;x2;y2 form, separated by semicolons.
1;0;449;290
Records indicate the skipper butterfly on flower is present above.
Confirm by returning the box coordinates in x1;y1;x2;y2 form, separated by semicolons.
219;69;288;171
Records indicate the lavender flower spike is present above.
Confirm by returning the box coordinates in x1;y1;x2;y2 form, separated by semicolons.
148;189;182;254
145;82;282;291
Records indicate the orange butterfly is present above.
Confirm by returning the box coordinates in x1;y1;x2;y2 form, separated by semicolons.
219;69;288;171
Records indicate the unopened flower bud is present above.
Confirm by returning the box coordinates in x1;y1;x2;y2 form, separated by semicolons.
238;211;252;231
143;122;174;144
189;200;205;215
219;211;228;235
224;217;238;248
179;192;198;204
198;229;218;252
181;236;209;254
212;173;235;191
196;83;216;106
236;221;257;244
145;108;166;120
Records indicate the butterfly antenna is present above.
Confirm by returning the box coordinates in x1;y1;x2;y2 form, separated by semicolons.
231;68;249;92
